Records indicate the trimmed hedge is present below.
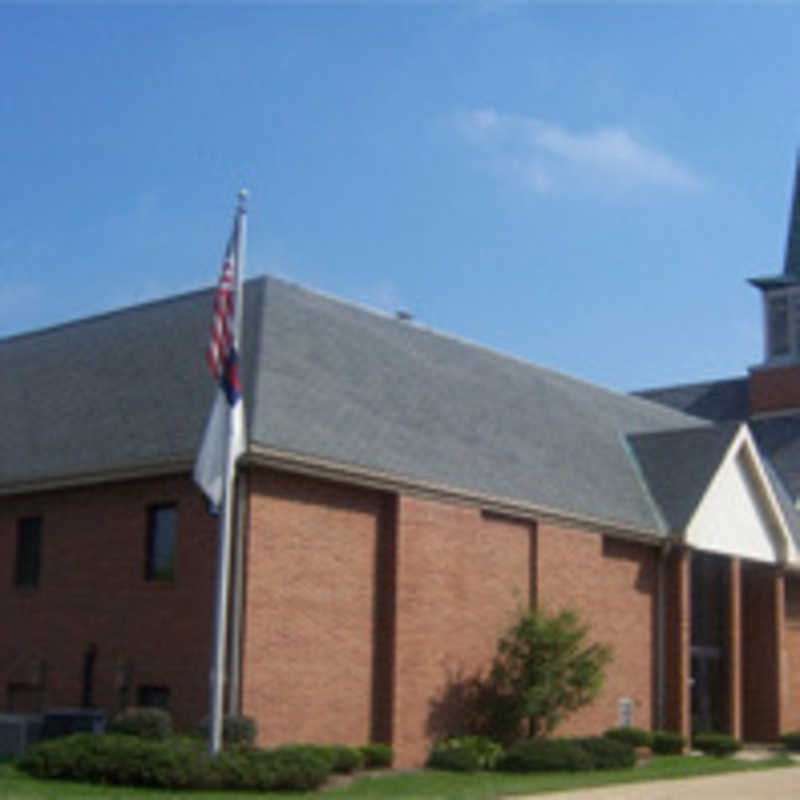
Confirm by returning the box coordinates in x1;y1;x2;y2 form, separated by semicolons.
320;744;364;774
651;730;685;755
427;736;504;772
108;707;172;740
214;744;332;791
18;733;332;791
18;734;208;788
359;743;394;767
780;731;800;752
692;733;742;757
427;743;482;772
497;738;593;772
572;737;635;769
197;714;257;747
603;727;652;748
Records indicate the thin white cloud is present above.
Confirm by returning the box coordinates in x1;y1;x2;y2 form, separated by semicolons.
454;108;703;193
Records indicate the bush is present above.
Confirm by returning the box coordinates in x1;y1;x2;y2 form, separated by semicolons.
692;733;742;757
780;731;800;752
427;743;482;772
490;608;613;738
497;738;593;772
572;736;635;769
18;734;332;791
359;743;394;767
651;730;685;755
603;726;652;748
320;744;364;773
108;707;172;740
197;714;257;747
258;745;333;790
427;736;504;772
19;734;209;788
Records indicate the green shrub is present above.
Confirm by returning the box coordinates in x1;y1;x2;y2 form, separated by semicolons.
572;736;635;769
18;734;332;791
197;714;257;747
780;731;800;752
651;730;685;755
320;744;364;773
490;608;613;737
108;707;172;740
459;735;504;770
19;734;209;788
259;745;334;790
692;732;742;757
497;738;593;772
427;743;482;772
603;726;652;748
359;743;394;767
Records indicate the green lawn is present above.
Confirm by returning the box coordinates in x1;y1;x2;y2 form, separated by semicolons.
0;755;794;800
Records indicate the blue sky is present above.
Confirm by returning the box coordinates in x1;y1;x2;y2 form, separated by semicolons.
2;4;799;391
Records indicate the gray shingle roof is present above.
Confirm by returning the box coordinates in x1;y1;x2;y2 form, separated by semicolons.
634;376;800;503
634;378;749;422
1;275;711;533
627;423;741;534
749;414;800;501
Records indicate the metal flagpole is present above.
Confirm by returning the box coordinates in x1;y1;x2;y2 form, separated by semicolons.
209;190;248;756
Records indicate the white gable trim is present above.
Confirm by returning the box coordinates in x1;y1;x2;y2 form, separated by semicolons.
683;424;795;564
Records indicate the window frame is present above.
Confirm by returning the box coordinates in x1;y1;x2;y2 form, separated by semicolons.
764;287;800;363
15;516;42;588
144;504;178;583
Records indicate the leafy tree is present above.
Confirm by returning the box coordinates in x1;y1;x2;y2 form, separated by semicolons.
490;607;612;738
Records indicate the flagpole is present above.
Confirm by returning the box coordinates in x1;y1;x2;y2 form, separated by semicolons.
209;190;248;756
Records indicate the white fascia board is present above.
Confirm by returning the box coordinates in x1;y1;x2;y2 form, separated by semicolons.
684;424;795;565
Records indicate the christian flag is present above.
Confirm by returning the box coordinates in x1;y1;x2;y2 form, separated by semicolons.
194;209;246;509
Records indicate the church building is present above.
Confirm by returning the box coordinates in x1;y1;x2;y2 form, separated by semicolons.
3;166;800;766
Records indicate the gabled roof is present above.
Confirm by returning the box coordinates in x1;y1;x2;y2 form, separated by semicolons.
629;423;800;563
634;377;800;502
627;423;741;534
0;275;706;536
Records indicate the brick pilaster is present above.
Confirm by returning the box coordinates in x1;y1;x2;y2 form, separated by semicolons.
727;557;742;739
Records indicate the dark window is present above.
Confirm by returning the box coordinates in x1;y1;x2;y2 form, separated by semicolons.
137;685;170;709
769;294;790;357
15;517;42;588
145;505;177;582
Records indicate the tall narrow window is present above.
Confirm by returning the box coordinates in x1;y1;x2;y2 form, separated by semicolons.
15;517;42;588
145;505;177;582
768;295;790;358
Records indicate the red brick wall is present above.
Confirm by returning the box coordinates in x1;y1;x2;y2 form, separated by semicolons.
391;497;534;766
749;364;800;414
784;576;800;732
536;523;658;736
742;563;782;740
0;474;216;729
241;469;390;749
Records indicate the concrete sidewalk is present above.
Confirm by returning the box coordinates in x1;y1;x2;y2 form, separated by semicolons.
509;765;800;800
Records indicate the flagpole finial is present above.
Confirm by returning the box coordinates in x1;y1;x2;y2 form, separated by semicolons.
237;189;249;213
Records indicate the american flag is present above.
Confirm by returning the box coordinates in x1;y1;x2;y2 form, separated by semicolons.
206;237;242;405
